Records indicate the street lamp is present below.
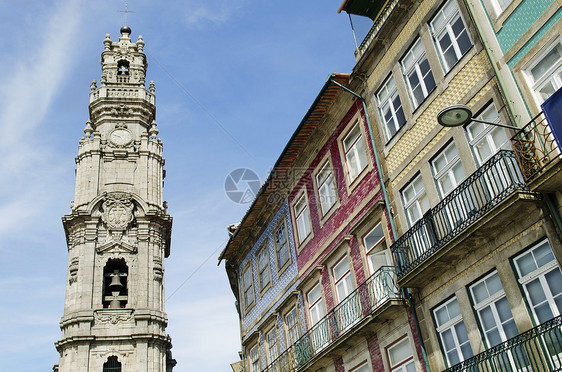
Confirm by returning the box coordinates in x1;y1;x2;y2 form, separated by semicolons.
437;104;519;129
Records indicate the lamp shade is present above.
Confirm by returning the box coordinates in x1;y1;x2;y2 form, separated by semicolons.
437;105;473;127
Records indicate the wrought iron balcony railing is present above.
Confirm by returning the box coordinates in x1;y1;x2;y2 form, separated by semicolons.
511;112;560;183
263;266;402;372
445;314;562;371
391;150;528;280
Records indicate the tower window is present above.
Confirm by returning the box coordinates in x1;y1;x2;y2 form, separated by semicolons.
103;356;122;372
103;258;128;308
117;60;130;75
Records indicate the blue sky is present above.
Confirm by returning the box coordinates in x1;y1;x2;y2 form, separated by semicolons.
0;0;358;370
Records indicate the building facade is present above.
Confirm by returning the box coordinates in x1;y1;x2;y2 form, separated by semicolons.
342;0;562;370
55;26;175;372
223;0;562;370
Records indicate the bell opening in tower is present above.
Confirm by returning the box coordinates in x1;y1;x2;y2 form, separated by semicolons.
103;258;128;308
102;356;122;372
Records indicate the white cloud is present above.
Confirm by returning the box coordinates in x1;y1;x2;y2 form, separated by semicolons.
0;0;81;236
181;0;246;27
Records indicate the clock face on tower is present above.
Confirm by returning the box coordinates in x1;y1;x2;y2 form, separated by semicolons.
109;128;133;146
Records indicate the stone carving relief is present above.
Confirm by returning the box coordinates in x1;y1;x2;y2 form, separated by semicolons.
96;192;138;254
69;257;79;284
102;193;134;231
94;309;134;325
153;256;163;281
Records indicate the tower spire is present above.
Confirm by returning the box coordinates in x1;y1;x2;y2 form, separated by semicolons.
55;28;176;372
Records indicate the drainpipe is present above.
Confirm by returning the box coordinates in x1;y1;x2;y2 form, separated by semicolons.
328;75;431;372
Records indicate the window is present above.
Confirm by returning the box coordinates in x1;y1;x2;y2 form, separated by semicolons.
294;194;311;244
526;39;562;104
307;283;325;325
514;240;562;324
285;307;300;346
257;241;271;292
433;297;473;367
466;103;511;165
103;356;121;372
430;0;472;73
242;263;255;310
377;75;406;141
343;123;369;182
103;258;128;308
316;161;338;215
364;222;390;275
352;363;371;372
431;142;466;197
469;271;518;347
401;39;437;108
489;0;515;16
387;337;416;372
249;344;260;372
266;327;279;364
274;222;290;271
402;174;430;226
333;257;354;303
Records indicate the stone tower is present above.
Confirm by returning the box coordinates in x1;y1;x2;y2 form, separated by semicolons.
55;26;175;372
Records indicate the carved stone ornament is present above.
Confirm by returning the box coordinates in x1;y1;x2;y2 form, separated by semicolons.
101;193;134;231
94;309;134;325
69;257;79;284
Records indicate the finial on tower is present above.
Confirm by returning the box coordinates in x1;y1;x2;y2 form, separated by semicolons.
120;25;132;36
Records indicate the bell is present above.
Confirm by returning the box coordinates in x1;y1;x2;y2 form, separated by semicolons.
109;292;121;308
109;275;122;289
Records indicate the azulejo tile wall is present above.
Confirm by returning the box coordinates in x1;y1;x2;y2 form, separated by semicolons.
240;201;299;342
388;51;494;186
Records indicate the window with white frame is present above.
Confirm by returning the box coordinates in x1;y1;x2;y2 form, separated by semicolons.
489;0;515;17
466;103;511;165
242;263;255;310
525;39;562;105
431;142;466;197
387;337;416;372
266;327;279;364
307;283;325;325
333;256;354;303
257;241;271;292
285;307;300;346
401;39;437;109
433;297;473;367
430;0;472;73
294;194;312;244
274;221;290;271
249;344;260;372
343;123;369;182
514;239;562;324
376;75;406;141
316;161;338;215
469;271;518;348
402;174;430;226
363;222;390;275
352;363;371;372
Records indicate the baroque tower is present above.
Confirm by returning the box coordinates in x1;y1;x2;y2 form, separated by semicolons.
55;26;175;372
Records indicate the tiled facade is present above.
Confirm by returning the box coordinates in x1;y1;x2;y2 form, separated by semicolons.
221;0;562;371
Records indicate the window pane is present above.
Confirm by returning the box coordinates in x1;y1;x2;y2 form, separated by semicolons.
530;43;562;81
389;339;412;365
527;278;548;306
364;223;384;251
534;241;555;267
546;269;562;298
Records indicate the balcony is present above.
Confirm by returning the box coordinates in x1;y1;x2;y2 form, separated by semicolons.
511;112;562;190
391;150;535;287
445;315;562;372
263;267;405;372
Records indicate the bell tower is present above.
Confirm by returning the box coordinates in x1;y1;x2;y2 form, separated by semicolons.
55;26;176;372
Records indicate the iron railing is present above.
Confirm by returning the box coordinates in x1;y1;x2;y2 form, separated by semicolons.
445;315;562;371
511;112;560;183
263;266;402;372
391;150;528;280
